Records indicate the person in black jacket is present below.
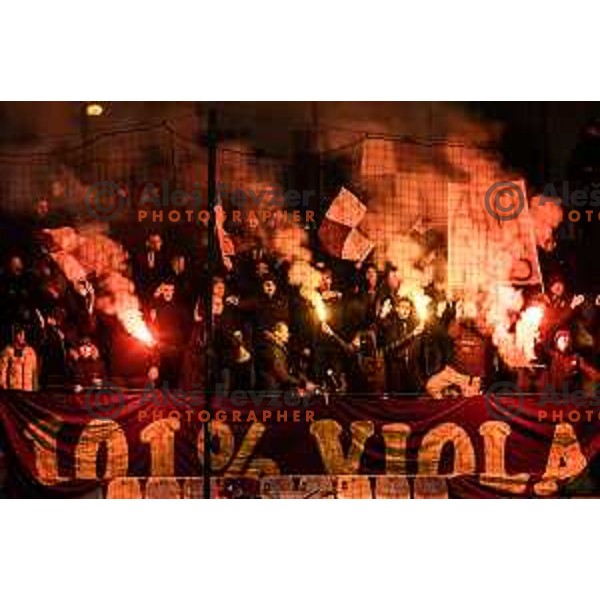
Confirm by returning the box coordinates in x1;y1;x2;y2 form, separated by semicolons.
132;232;169;303
168;253;195;313
38;307;69;388
68;336;105;392
149;281;188;387
0;255;35;346
236;275;290;334
354;263;380;330
255;322;299;392
377;296;424;394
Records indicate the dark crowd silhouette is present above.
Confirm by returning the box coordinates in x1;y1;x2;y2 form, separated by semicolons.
1;193;600;401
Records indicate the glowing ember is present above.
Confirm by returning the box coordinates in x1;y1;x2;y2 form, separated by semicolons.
411;289;432;324
521;304;544;329
313;295;328;323
515;304;545;364
123;310;155;346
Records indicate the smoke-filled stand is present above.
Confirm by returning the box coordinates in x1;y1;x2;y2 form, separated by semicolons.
0;102;599;498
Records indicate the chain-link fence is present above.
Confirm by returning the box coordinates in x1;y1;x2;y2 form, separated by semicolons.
0;107;554;498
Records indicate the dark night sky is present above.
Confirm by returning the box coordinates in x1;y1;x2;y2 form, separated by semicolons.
465;101;600;184
0;101;599;182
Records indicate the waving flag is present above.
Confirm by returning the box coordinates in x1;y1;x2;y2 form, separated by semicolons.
318;187;374;262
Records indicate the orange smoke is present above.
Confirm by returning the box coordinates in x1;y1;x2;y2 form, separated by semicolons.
44;224;155;346
353;137;563;368
270;221;325;311
529;196;564;252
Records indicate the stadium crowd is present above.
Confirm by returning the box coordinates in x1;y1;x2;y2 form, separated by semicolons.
1;195;600;400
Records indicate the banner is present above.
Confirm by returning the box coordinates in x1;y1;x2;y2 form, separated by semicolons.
448;179;542;290
1;390;599;498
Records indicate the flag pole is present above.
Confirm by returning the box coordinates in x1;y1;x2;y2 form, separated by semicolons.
204;106;218;499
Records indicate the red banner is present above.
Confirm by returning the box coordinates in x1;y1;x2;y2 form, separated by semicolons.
1;391;599;498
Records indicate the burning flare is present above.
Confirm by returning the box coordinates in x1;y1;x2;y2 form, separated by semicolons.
401;285;432;324
122;309;155;346
313;295;328;323
43;224;155;346
515;304;544;363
